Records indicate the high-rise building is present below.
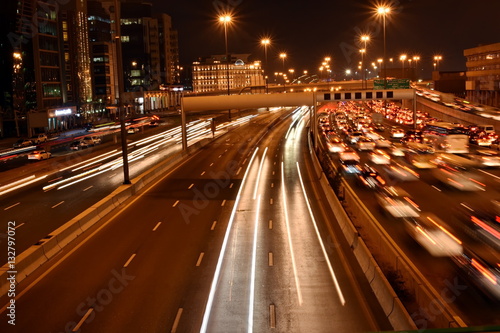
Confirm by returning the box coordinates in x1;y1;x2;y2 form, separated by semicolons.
192;54;264;93
464;42;500;108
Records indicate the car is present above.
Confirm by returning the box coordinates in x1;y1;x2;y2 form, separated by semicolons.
469;132;492;147
372;123;385;132
356;165;386;189
70;140;88;151
13;138;33;148
403;212;463;257
431;162;486;191
389;143;406;157
30;133;48;144
28;150;52;160
339;149;361;174
82;136;101;146
401;130;423;144
355;136;376;151
370;149;391;164
390;127;405;139
376;185;420;218
464;150;500;168
382;163;420;182
127;127;140;134
346;131;363;144
374;137;392;148
451;248;500;301
326;136;346;153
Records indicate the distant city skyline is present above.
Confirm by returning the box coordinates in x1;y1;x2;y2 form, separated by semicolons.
154;0;500;79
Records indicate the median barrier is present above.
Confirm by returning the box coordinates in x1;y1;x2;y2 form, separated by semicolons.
54;217;85;248
77;207;102;233
12;245;47;282
40;235;62;260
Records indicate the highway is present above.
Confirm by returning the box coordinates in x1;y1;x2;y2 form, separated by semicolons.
0;107;392;332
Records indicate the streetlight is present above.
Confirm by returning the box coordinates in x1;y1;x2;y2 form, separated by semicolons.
219;14;232;119
377;5;390;90
279;52;287;90
400;54;407;78
359;49;366;87
261;38;270;93
413;55;420;80
434;55;442;70
360;35;370;88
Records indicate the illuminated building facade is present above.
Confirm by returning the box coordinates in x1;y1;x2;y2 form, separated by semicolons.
464;42;500;108
192;54;264;93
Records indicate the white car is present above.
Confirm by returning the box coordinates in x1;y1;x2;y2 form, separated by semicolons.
376;186;420;218
370;149;391;164
28;150;52;160
404;213;463;257
389;143;406;157
375;137;392;148
127;127;140;134
356;137;376;151
390;127;405;139
465;150;500;168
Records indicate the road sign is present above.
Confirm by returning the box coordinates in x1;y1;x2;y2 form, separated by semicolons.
373;79;410;90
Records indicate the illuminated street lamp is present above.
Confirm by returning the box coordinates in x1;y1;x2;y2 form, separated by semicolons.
434;55;442;70
376;5;390;90
400;54;407;78
219;14;232;119
360;35;370;88
261;38;271;92
279;52;287;90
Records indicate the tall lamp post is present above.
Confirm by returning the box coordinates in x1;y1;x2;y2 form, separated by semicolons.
413;55;420;80
400;54;407;78
219;14;232;120
360;35;370;89
261;38;270;92
280;52;287;91
377;6;390;90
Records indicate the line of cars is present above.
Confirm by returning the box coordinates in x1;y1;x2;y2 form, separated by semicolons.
70;136;102;151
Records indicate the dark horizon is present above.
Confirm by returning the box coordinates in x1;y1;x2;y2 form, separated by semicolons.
154;0;500;80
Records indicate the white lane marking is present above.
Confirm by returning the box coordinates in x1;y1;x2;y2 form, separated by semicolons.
200;147;260;333
4;202;20;211
218;155;222;158
460;202;474;212
253;147;268;199
51;201;65;209
124;253;136;268
72;308;94;332
83;186;93;192
230;183;234;189
173;200;179;207
271;183;274;188
236;167;242;175
431;185;442;192
171;308;183;333
269;198;273;205
188;184;194;189
201;171;206;176
243;158;247;164
478;169;500;180
221;200;226;207
196;253;205;266
211;221;217;230
297;162;346;306
269;220;273;230
268;252;274;266
14;223;25;229
210;163;214;167
153;222;162;231
248;194;261;333
269;304;276;329
281;162;303;305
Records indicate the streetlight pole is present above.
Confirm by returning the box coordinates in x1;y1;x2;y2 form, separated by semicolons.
113;0;130;184
377;5;390;112
280;52;287;91
360;35;369;89
261;38;270;93
219;15;232;120
400;54;407;78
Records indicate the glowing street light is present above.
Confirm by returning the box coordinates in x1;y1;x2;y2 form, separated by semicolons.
261;38;271;93
219;13;232;120
360;35;370;88
434;55;442;70
400;54;407;78
376;5;390;89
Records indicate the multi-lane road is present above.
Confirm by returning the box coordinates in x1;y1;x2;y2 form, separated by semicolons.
0;107;394;332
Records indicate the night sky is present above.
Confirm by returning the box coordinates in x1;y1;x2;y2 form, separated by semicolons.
154;0;500;79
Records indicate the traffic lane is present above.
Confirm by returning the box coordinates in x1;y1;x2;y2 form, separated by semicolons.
347;163;500;325
0;126;249;332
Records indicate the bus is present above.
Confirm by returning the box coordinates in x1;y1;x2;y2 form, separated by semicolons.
422;122;469;154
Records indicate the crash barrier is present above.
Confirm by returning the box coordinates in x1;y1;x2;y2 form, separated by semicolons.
310;133;464;329
0;110;289;298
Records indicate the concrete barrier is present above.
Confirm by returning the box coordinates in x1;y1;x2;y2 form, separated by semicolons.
53;216;85;248
41;236;62;260
12;245;47;282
